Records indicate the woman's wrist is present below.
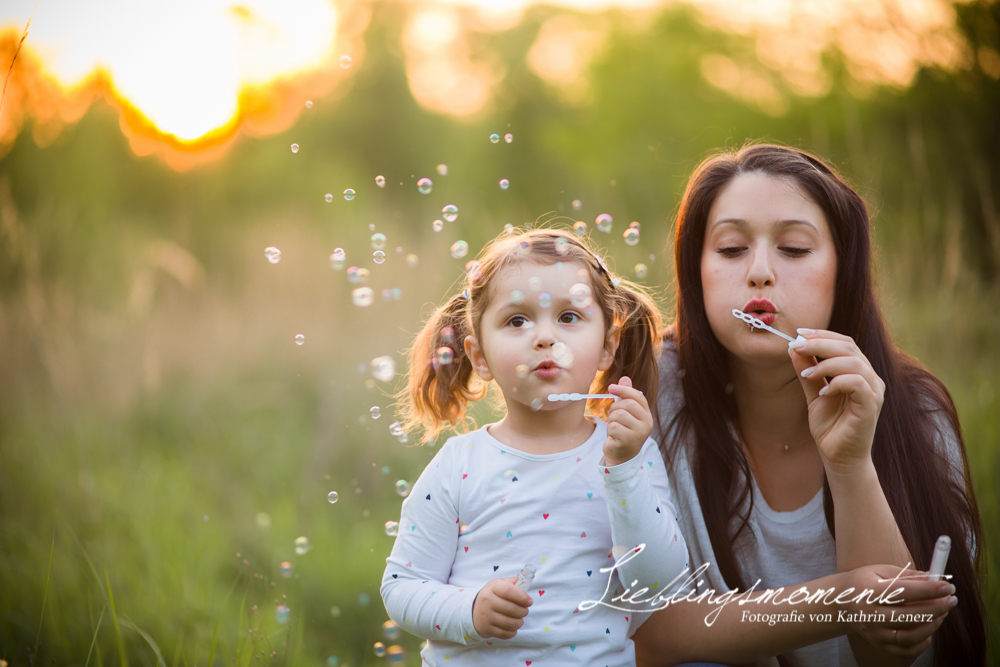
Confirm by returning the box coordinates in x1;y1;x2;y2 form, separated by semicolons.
823;456;879;493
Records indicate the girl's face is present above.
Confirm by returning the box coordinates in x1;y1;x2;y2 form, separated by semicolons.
701;172;837;365
465;260;618;411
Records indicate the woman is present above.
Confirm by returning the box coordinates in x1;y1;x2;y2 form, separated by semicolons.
632;144;985;666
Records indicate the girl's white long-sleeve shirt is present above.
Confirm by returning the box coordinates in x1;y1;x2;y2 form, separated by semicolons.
380;418;690;666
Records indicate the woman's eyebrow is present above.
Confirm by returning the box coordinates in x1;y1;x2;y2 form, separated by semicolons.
709;218;819;232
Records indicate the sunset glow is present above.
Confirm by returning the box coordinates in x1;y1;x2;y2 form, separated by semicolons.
0;0;972;168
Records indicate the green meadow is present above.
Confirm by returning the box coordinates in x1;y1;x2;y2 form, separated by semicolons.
1;4;997;665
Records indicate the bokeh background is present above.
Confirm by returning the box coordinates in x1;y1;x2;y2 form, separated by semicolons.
1;0;998;665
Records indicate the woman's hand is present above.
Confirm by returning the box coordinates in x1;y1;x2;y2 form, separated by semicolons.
603;376;653;467
472;576;532;639
841;564;956;659
788;329;885;474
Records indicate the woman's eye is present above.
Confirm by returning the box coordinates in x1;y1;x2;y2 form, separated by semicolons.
558;311;581;324
779;247;811;256
716;247;745;257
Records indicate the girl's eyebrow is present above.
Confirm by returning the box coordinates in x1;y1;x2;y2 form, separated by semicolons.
710;218;819;233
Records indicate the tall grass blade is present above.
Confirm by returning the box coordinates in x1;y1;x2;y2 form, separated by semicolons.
121;616;167;667
32;532;55;664
84;605;106;667
104;568;128;667
208;576;240;667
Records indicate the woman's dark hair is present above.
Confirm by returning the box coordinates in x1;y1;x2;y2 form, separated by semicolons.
664;143;985;665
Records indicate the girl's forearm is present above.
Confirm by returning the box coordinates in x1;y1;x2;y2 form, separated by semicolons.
826;462;913;572
632;572;849;666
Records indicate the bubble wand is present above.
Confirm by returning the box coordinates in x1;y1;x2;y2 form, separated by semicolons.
731;309;802;344
548;393;620;403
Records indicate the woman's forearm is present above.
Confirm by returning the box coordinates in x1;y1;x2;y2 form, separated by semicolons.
827;462;913;572
632;572;849;666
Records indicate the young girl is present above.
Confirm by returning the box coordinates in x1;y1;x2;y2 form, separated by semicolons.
380;228;690;666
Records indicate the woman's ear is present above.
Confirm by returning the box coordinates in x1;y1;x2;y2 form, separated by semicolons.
598;325;621;372
464;335;493;381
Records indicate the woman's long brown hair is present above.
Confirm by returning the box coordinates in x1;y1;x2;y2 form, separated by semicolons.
662;143;986;665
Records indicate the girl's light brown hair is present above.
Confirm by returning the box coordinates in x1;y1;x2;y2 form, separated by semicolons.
397;227;663;442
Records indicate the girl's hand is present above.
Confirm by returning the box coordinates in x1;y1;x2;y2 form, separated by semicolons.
472;576;532;639
787;329;885;474
841;564;956;658
603;376;653;467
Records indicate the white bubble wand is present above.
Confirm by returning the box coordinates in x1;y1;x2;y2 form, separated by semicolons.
731;309;802;343
548;392;620;403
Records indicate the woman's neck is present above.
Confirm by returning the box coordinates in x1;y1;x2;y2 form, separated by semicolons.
729;354;812;455
488;397;597;456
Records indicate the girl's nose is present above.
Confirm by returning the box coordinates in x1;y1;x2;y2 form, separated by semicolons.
532;320;556;349
746;244;775;287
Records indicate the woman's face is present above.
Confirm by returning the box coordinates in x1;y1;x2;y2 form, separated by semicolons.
701;172;837;365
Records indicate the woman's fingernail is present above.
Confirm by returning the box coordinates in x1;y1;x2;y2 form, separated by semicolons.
800;366;815;378
818;385;829;396
939;584;956;596
947;596;958;608
788;335;807;349
796;328;815;336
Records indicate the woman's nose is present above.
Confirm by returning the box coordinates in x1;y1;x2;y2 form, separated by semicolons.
746;245;775;287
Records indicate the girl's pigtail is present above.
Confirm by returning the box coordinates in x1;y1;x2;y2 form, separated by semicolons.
398;294;485;442
590;282;663;423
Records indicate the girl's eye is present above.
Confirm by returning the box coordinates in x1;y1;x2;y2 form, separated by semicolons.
716;247;745;257
508;315;529;328
558;311;581;324
779;247;811;257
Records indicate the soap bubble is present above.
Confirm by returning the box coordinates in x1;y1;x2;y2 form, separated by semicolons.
370;406;381;419
528;276;542;291
371;233;387;250
510;289;524;305
623;228;639;245
435;347;454;366
516;364;529;378
387;645;406;664
395;480;411;497
358;593;370;605
397;433;409;444
431;219;444;232
634;263;648;278
440;326;456;343
326;657;339;667
572;199;583;210
324;193;333;203
450;240;469;259
417;178;433;194
330;606;341;618
339;55;352;68
389;421;404;437
383;620;402;641
375;175;386;188
384;521;399;537
442;205;458;222
465;260;483;281
280;561;293;578
569;283;593;308
347;267;370;284
554;237;570;256
538;292;551;308
305;100;313;109
489;133;500;143
295;334;305;346
328;491;339;504
596;213;613;232
629;221;641;230
371;356;396;382
290;144;299;154
330;248;346;270
406;253;419;267
499;179;510;190
553;341;574;368
264;247;281;264
503;223;514;234
381;288;393;301
531;397;544;411
515;239;532;256
294;536;311;555
437;164;448;176
352;287;374;307
373;251;386;264
382;465;391;475
256;512;271;528
504;133;513;143
573;221;587;235
275;605;290;623
343;189;356;201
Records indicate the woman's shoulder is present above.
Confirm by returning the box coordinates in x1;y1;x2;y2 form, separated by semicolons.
656;335;685;421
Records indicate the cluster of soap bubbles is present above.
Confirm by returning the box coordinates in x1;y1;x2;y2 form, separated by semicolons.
294;536;311;555
389;420;408;444
347;266;370;284
381;287;402;301
623;221;641;246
